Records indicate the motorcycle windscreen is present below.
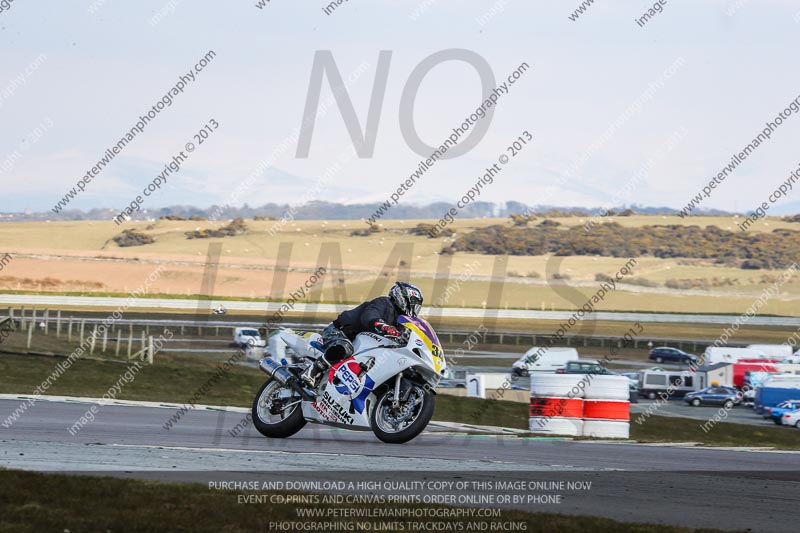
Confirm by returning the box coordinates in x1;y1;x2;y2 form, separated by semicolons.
398;315;444;371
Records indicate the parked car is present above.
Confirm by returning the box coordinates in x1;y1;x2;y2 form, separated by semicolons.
684;386;742;408
440;368;467;388
511;347;578;376
765;400;800;424
648;347;698;365
556;360;615;375
622;372;641;404
781;409;800;428
742;388;755;406
639;370;703;400
231;327;264;348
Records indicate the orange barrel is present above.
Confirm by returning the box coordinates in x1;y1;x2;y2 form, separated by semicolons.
529;397;584;418
582;400;630;421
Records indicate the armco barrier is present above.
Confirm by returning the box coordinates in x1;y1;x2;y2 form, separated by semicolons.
529;374;630;438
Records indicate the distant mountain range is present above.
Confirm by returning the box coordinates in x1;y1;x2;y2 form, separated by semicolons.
0;201;733;222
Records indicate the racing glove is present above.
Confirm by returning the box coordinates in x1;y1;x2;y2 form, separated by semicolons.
373;321;400;337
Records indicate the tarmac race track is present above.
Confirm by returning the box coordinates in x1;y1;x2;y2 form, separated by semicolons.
2;398;799;532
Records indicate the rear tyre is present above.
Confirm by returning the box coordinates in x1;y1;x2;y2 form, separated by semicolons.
723;400;734;409
655;357;664;364
773;418;782;425
691;398;701;407
251;379;306;439
647;391;657;400
795;421;800;429
370;384;435;444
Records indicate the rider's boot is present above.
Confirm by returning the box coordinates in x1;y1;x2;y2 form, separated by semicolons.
301;356;330;387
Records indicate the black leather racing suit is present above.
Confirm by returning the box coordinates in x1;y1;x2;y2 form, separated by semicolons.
322;296;400;362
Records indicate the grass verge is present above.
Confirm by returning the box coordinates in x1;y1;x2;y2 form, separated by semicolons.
0;469;730;533
629;413;800;449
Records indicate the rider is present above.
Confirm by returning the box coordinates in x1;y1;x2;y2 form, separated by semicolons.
301;281;424;386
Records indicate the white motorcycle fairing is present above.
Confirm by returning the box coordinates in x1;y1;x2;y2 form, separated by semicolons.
298;320;446;430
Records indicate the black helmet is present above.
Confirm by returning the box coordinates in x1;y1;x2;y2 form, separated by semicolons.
389;281;423;317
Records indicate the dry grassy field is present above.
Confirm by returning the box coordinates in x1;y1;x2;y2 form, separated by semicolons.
0;215;799;315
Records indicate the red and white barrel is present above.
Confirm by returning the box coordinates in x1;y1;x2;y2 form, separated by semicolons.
529;375;587;436
530;374;588;399
584;375;630;400
529;374;630;438
582;419;630;439
582;399;629;421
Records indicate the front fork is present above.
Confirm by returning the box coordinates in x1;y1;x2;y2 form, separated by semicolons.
392;373;402;408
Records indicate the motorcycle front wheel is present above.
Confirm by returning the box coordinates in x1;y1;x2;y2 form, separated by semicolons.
251;379;306;438
370;383;434;444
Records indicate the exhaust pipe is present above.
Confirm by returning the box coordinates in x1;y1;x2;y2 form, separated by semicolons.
259;357;295;386
259;357;316;401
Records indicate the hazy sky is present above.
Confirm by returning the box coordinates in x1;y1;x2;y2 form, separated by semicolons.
2;0;800;214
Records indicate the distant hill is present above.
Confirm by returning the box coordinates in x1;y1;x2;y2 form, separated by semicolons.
0;201;732;222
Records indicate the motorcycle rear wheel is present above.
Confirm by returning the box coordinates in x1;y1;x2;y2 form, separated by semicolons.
370;384;434;444
251;379;306;438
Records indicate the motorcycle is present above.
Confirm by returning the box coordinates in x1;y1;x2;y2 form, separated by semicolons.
251;316;446;444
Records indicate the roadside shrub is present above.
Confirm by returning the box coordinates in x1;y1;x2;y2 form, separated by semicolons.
550;273;571;280
409;223;452;237
185;218;248;239
741;259;765;270
539;219;561;227
409;223;435;236
620;277;658;288
443;222;800;270
113;230;155;247
665;278;711;290
351;225;381;237
510;213;537;226
160;215;187;221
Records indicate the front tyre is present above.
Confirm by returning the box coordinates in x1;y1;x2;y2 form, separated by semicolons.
370;384;434;444
251;379;306;439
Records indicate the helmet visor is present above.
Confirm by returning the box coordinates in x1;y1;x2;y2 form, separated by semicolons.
411;303;421;317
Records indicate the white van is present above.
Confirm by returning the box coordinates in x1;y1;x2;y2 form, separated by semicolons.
703;347;767;366
511;347;579;376
760;374;800;389
774;363;800;375
232;327;265;348
747;344;793;359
